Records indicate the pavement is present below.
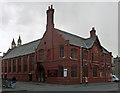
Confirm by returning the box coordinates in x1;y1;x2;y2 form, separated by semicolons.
1;81;119;92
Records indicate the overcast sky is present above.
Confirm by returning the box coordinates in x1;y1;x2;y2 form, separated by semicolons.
0;2;118;57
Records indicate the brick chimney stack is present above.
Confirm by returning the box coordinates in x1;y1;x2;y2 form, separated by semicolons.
90;27;96;37
46;5;54;30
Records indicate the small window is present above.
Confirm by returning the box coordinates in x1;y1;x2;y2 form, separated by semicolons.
93;67;97;77
71;48;77;58
59;66;63;77
71;65;77;77
60;46;64;57
39;49;44;60
83;49;88;60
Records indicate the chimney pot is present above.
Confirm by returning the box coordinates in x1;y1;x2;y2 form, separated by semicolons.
51;5;53;9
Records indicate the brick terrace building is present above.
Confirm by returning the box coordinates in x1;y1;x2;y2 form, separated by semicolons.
113;56;120;78
1;5;112;84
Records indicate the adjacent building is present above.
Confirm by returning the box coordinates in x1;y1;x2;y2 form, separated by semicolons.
1;5;112;84
113;56;120;78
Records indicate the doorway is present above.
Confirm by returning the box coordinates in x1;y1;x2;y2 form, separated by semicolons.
29;74;32;81
38;65;45;82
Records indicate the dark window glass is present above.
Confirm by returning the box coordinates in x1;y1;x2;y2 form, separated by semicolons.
59;66;63;77
1;61;3;72
101;54;104;62
71;48;77;58
92;53;94;61
60;46;64;57
93;68;97;77
13;59;16;72
18;58;21;72
9;59;11;72
23;56;28;72
71;65;77;77
100;69;104;77
83;49;88;60
30;56;34;71
83;66;88;77
92;53;98;61
39;49;44;60
5;60;7;72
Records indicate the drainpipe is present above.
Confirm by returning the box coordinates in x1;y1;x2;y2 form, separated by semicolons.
80;46;83;84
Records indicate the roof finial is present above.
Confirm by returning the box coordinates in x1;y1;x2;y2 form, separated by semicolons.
92;27;95;30
48;6;50;9
51;5;53;9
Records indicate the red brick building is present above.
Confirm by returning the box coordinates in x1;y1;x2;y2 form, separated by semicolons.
1;5;112;84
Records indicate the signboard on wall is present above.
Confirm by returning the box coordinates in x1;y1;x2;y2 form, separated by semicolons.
64;69;67;77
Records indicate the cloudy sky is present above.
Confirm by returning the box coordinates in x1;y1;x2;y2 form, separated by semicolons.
0;1;118;57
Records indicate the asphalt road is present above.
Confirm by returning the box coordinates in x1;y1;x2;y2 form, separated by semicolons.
1;81;119;92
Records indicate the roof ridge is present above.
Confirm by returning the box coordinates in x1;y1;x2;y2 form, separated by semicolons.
17;38;41;48
55;28;85;40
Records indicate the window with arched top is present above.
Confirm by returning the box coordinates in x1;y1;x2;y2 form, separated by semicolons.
101;53;104;62
9;59;11;72
71;48;77;58
39;49;44;60
18;58;21;72
83;49;88;60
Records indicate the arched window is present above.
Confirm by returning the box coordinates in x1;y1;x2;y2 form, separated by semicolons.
60;46;64;57
18;58;21;72
9;59;11;72
30;55;34;71
93;67;97;77
23;56;28;72
13;59;16;72
39;49;44;60
5;60;7;73
71;48;77;58
101;53;104;62
83;49;88;60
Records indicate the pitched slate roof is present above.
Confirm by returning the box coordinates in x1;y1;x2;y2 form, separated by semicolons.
56;28;110;54
2;39;41;60
56;28;97;48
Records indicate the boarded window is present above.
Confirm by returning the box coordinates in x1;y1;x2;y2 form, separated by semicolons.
93;68;97;77
71;65;77;77
60;46;64;57
71;48;77;58
39;49;44;60
59;66;63;77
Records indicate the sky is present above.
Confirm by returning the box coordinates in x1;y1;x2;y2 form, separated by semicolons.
0;1;118;57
